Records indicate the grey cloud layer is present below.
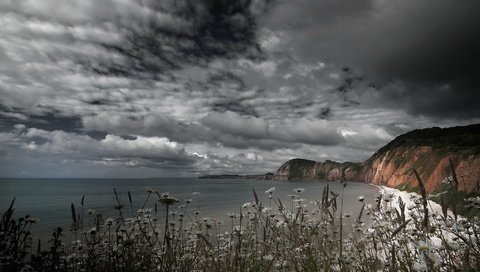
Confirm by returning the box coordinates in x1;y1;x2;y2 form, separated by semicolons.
264;0;480;118
0;0;478;177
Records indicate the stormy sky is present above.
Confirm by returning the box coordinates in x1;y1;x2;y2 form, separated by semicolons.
0;0;479;178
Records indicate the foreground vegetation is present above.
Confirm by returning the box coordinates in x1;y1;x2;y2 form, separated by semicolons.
1;174;480;271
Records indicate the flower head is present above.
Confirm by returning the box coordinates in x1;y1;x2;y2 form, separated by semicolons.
294;188;305;194
417;241;431;252
265;187;276;195
87;208;96;215
159;193;179;205
465;196;480;208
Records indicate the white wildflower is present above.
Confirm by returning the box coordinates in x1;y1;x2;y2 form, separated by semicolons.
293;187;305;194
265;187;276;194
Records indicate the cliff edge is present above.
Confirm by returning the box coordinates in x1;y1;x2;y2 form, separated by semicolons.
273;124;480;192
273;158;362;181
361;124;480;192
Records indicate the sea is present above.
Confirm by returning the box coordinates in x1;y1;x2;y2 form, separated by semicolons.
0;178;380;241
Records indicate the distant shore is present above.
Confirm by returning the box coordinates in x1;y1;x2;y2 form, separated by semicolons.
198;174;273;180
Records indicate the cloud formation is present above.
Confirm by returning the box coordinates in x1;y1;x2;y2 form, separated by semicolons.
0;0;479;177
264;0;480;118
24;128;191;163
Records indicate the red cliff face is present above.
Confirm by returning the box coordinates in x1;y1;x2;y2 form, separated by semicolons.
273;125;480;193
360;146;480;192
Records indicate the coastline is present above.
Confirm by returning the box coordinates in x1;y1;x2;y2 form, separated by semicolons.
376;185;457;219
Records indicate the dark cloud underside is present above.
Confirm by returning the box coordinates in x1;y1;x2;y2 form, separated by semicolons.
91;0;267;79
265;0;480;118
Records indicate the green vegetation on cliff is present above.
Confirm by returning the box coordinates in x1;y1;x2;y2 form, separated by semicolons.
376;124;480;156
287;158;316;179
281;158;362;180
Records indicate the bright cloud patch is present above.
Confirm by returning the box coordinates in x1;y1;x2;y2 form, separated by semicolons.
23;128;192;163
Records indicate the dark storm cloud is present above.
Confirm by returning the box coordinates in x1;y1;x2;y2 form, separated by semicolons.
212;100;260;117
265;0;480;118
88;0;269;79
0;111;83;133
0;0;274;119
262;0;373;27
317;107;330;120
207;71;247;92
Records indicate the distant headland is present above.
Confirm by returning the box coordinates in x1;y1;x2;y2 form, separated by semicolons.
198;173;274;180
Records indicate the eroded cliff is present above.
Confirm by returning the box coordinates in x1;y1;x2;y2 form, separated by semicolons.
273;124;480;192
273;158;362;181
361;125;480;192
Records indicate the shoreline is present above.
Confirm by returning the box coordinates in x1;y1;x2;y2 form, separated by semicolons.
374;184;461;221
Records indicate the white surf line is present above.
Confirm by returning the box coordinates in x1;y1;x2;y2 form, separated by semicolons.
376;185;466;246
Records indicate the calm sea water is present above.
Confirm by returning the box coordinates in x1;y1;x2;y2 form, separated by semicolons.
0;178;380;241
